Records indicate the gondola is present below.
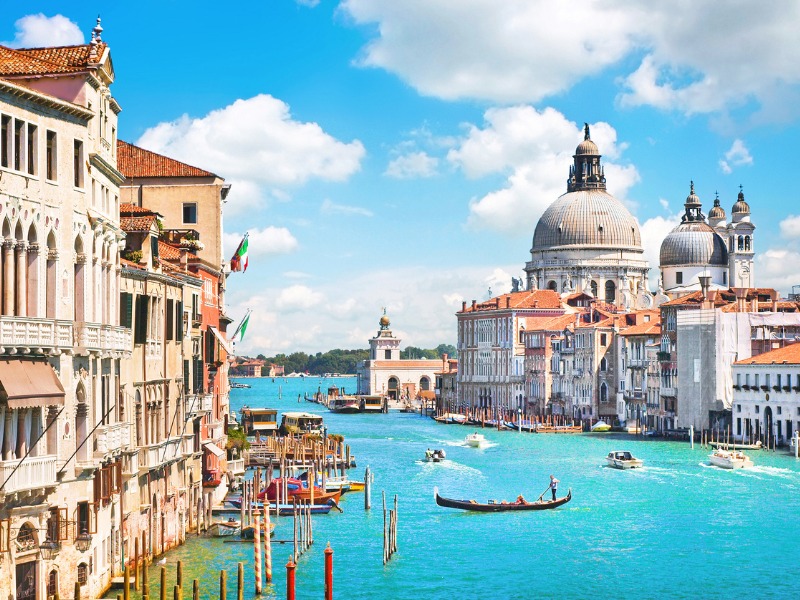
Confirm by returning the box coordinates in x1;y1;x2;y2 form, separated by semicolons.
434;487;571;512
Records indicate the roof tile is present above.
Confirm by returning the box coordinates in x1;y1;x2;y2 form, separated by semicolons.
117;140;216;178
735;342;800;366
0;43;105;76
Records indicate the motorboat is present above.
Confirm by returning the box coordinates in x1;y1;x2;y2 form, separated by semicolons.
591;420;611;432
424;449;446;462
709;448;753;469
208;518;241;537
465;432;488;448
606;450;643;469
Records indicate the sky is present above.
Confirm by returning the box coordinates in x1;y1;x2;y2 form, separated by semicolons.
5;2;800;356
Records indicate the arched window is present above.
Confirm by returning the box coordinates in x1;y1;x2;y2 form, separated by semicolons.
600;357;608;372
419;377;430;391
48;570;59;598
547;280;557;291
600;382;608;403
738;236;744;251
590;280;598;297
17;522;37;552
74;235;85;322
77;563;88;586
605;280;616;304
744;236;751;251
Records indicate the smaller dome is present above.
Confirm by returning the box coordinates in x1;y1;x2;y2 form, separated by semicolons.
575;123;599;156
708;196;725;220
685;181;701;208
379;314;390;328
660;222;728;267
732;189;750;215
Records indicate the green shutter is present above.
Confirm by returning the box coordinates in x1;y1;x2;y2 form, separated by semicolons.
183;360;190;393
119;292;133;329
166;299;174;341
176;301;184;339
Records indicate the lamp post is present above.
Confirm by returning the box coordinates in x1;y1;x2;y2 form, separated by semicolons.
517;408;522;433
75;530;92;552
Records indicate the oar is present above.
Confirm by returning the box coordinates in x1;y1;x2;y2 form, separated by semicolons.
536;486;550;502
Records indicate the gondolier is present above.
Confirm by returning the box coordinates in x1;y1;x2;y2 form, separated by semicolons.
549;475;559;501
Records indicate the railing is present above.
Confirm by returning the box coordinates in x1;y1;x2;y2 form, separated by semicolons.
0;316;72;351
180;434;196;457
628;358;649;368
138;438;183;471
186;393;213;416
228;458;245;474
661;387;676;397
94;422;131;456
0;454;57;495
74;322;132;353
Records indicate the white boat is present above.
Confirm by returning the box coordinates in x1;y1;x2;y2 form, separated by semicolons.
465;432;488;448
709;448;753;469
606;450;643;469
424;449;446;462
591;420;611;432
208;518;241;537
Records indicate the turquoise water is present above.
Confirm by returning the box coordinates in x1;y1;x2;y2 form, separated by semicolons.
128;376;800;599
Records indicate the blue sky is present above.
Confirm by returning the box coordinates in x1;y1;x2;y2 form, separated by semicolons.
5;2;800;356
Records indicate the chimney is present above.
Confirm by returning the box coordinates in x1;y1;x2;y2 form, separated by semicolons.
462;301;466;312
472;300;476;310
734;287;747;313
180;247;189;269
506;296;511;308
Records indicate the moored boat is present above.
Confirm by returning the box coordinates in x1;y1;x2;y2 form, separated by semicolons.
709;448;753;469
591;420;611;432
709;440;763;450
208;518;240;537
606;450;643;469
240;520;276;539
434;487;572;512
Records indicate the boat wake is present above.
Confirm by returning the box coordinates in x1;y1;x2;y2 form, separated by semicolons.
415;460;483;477
737;465;798;479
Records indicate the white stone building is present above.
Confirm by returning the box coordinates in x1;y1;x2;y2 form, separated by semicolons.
732;342;800;444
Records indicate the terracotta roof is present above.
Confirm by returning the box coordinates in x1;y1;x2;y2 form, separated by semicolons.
120;203;157;216
158;241;182;260
0;43;105;76
120;215;157;232
526;314;578;332
461;290;564;313
735;343;800;366
120;257;144;270
619;321;661;337
117;140;217;178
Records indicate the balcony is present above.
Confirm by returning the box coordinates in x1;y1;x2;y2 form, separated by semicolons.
74;322;132;354
628;358;648;368
625;390;646;402
180;434;196;457
0;454;57;498
186;393;213;417
661;387;676;397
138;437;183;472
0;316;72;353
94;422;131;457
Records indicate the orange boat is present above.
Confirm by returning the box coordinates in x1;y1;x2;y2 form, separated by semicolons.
262;478;342;504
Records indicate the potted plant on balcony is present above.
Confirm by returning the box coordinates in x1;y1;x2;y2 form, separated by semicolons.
179;231;205;251
121;248;143;264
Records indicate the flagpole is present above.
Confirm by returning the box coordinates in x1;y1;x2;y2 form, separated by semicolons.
231;309;252;341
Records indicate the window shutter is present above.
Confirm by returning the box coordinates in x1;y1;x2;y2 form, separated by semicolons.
134;296;149;344
166;299;174;341
93;471;101;503
183;360;190;393
193;358;203;393
120;292;133;329
176;301;184;339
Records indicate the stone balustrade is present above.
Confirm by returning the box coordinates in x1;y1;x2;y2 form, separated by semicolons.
0;316;73;353
0;454;57;496
138;437;183;472
94;422;131;456
74;322;132;354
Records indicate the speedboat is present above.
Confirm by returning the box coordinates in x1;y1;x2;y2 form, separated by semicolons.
591;420;611;432
424;449;446;462
465;432;488;448
709;448;753;469
606;450;643;469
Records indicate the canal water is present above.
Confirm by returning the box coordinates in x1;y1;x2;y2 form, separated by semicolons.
116;376;800;599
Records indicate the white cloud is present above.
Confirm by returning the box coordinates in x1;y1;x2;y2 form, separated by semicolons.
640;215;681;289
719;139;753;174
137;95;365;213
780;215;800;240
223;227;299;262
320;199;373;217
342;1;800;118
227;264;515;356
755;249;800;295
447;108;638;234
384;151;438;179
275;285;325;311
4;14;83;48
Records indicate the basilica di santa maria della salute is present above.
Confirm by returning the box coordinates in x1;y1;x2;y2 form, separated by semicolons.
523;124;756;304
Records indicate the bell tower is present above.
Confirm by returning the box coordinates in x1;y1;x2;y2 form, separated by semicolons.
727;186;755;288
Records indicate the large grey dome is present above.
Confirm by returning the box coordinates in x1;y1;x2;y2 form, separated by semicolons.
532;190;642;251
659;221;728;266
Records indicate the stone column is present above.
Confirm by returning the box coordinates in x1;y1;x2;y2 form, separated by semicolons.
46;249;58;319
76;402;89;463
3;239;15;315
15;241;27;317
27;243;39;317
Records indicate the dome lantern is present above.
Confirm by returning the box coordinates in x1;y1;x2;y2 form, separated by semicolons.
567;123;606;193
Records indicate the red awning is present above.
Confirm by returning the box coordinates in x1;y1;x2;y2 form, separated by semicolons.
0;359;66;408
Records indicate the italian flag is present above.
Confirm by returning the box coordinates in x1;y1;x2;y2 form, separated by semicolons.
238;313;250;341
231;233;249;272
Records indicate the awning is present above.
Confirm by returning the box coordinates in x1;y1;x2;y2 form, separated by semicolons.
0;359;65;409
209;326;234;356
203;442;225;458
